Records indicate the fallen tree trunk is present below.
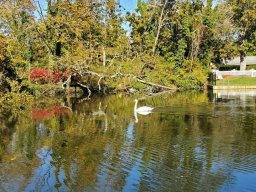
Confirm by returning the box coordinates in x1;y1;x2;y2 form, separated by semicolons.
62;75;71;89
62;68;177;97
76;82;91;98
136;79;177;90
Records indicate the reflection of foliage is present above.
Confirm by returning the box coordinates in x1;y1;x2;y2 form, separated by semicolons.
0;92;33;117
32;105;71;119
0;92;34;163
0;93;256;191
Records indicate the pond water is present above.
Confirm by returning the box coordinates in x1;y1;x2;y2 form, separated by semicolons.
0;91;256;192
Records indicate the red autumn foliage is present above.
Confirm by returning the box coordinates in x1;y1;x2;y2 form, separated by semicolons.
32;105;71;119
30;68;69;84
30;69;50;83
52;69;69;83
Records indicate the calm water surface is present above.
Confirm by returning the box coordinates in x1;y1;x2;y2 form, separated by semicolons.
0;91;256;192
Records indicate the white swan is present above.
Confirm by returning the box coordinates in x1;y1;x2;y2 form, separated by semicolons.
134;99;154;115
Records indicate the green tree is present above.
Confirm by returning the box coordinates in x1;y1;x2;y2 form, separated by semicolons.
228;0;256;70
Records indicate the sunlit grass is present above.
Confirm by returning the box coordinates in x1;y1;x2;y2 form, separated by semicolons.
217;76;256;86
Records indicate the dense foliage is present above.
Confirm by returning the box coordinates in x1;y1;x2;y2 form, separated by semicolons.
0;0;256;94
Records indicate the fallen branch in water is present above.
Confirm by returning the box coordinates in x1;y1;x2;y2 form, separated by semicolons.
146;90;175;97
82;70;104;91
85;69;177;91
98;76;104;91
77;82;91;98
109;71;177;91
138;90;175;101
62;75;71;89
64;68;177;96
136;79;177;90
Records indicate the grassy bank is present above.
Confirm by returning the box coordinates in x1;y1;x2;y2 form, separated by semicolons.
217;76;256;86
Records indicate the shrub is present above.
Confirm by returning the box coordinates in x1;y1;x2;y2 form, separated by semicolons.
30;69;50;84
175;59;208;90
30;68;69;84
219;65;240;71
246;65;256;70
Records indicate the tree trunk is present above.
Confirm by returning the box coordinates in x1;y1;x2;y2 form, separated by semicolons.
152;0;168;55
240;52;246;70
56;41;61;57
103;47;106;67
103;0;107;67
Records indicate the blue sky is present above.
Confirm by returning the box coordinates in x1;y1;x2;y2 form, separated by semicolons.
120;0;137;32
120;0;137;14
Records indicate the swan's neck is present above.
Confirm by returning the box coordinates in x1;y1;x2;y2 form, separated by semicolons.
134;100;138;111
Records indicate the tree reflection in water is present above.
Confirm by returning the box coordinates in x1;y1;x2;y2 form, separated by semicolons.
0;92;256;191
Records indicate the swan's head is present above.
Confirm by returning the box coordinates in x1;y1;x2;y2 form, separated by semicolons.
134;99;138;102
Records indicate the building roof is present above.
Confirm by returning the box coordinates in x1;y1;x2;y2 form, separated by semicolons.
225;56;256;65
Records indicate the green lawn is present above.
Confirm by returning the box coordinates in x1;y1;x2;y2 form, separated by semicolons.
217;76;256;86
